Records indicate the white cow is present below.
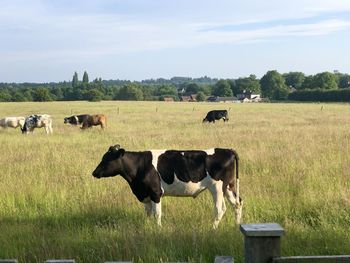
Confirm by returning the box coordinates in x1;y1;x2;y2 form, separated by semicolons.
22;114;53;134
0;117;25;129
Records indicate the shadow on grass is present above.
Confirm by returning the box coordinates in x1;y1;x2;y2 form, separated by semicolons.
0;206;244;263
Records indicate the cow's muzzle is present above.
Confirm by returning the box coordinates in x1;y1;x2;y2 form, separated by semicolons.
92;169;101;178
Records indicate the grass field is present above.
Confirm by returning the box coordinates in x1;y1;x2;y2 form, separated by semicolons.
0;101;349;263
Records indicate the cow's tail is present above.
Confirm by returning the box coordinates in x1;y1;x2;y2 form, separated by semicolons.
231;149;239;202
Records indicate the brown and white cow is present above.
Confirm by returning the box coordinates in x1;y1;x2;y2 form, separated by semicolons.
0;117;25;129
92;145;242;228
21;114;53;134
64;114;106;129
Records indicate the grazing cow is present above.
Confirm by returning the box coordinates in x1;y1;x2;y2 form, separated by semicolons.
64;114;90;126
0;117;25;129
92;145;242;229
21;114;53;134
203;110;229;123
64;114;106;129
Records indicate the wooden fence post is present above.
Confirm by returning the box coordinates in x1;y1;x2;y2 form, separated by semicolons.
240;223;284;263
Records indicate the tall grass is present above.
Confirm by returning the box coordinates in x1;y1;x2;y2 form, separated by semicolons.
0;101;349;262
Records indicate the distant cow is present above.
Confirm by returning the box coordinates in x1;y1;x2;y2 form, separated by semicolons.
64;114;106;129
0;117;25;129
21;114;53;134
92;145;242;229
203;110;229;123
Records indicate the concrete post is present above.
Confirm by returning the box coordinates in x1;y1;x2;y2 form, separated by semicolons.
240;223;284;263
45;260;75;263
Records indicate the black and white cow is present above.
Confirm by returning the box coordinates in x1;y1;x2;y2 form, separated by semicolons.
203;110;229;123
92;145;242;228
64;114;90;126
21;114;53;134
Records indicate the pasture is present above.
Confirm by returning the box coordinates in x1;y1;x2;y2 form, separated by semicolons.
0;101;349;263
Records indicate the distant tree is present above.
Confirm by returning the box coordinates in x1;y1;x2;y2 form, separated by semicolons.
0;89;12;102
312;72;338;89
196;92;206;101
337;73;350;89
185;83;200;93
12;92;27;102
260;70;289;100
301;75;314;89
51;87;64;100
156;85;178;97
33;87;52;101
86;89;103;102
213;79;233;97
283;72;305;90
230;74;261;95
83;71;89;83
198;85;212;95
117;84;144;100
72;72;79;88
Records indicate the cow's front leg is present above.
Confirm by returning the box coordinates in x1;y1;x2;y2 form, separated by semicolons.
152;200;162;227
144;201;152;217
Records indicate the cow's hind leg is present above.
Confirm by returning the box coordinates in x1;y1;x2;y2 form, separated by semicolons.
225;187;243;224
210;181;225;229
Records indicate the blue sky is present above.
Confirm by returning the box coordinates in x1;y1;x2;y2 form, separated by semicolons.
1;0;350;82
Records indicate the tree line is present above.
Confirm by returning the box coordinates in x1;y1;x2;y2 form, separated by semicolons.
0;70;349;102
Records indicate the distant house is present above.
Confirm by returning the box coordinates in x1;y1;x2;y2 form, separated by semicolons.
237;90;261;102
163;97;175;102
206;96;238;103
180;94;197;102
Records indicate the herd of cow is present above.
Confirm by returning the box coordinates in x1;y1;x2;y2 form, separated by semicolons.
0;109;242;228
0;114;107;134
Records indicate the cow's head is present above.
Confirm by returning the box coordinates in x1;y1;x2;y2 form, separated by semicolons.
21;120;30;134
92;145;125;178
64;117;69;124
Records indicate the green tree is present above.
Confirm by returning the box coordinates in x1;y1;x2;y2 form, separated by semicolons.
86;89;103;102
156;85;178;97
260;70;289;100
12;92;27;102
312;72;338;89
0;89;12;102
196;91;206;101
33;87;52;102
283;72;305;90
213;79;233;97
230;74;261;95
83;71;89;84
301;75;314;89
72;72;79;88
337;73;350;89
117;84;144;101
185;83;200;93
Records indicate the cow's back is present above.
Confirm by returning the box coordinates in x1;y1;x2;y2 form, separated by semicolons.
157;150;208;184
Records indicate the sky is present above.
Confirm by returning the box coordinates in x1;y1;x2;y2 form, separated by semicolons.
1;0;350;83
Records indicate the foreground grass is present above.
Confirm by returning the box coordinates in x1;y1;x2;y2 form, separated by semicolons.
0;101;349;262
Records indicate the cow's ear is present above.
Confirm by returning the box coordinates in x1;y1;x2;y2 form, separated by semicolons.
119;149;125;157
